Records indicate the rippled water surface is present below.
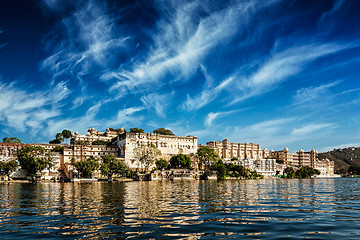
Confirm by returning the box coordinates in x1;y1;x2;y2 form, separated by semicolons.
1;178;360;239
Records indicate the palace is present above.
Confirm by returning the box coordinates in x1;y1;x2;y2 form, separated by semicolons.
206;139;269;160
206;139;276;176
269;147;334;175
113;132;198;170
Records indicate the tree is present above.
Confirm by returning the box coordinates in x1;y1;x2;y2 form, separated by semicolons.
3;137;21;144
0;160;18;179
170;154;191;169
100;155;130;179
17;146;53;176
49;132;64;144
210;160;228;180
130;128;145;133
71;158;99;178
284;167;296;178
295;166;320;178
61;129;72;145
52;146;64;153
134;143;161;172
196;146;219;169
92;140;111;146
155;159;169;170
153;128;175;135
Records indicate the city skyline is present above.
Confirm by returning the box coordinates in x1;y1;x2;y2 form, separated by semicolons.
0;0;360;152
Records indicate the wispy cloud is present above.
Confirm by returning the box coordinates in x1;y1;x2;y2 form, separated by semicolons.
319;142;360;152
204;110;240;128
230;42;355;104
291;123;334;137
141;93;173;118
41;0;130;105
0;80;70;133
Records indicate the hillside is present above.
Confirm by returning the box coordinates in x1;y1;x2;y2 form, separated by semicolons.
319;147;360;173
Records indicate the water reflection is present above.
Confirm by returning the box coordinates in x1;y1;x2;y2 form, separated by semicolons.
0;178;360;239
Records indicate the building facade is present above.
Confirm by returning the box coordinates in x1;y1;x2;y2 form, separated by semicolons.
207;139;276;176
270;147;334;175
113;132;198;170
71;127;126;144
206;139;269;160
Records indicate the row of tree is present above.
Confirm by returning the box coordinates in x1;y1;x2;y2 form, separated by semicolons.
283;166;320;178
71;155;130;179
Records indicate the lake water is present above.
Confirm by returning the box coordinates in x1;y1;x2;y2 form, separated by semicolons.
1;178;360;239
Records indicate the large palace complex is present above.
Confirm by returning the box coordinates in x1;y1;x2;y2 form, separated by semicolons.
0;127;335;180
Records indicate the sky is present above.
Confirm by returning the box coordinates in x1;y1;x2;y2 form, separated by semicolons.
0;0;360;152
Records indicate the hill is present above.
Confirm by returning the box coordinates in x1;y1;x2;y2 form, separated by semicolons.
319;147;360;174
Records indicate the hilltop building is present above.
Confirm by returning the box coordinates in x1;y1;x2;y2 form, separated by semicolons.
71;127;126;144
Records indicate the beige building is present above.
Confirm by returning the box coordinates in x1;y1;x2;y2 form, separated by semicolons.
207;139;276;176
113;132;198;171
59;144;120;180
206;139;269;160
71;127;126;144
270;147;334;175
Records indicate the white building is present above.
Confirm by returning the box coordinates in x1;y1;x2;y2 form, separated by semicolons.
113;132;198;171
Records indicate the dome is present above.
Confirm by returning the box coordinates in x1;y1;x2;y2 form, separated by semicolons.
283;147;289;152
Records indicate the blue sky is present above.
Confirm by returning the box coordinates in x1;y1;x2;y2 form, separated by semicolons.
0;0;360;152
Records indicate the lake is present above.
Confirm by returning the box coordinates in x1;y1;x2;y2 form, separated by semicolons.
1;178;360;239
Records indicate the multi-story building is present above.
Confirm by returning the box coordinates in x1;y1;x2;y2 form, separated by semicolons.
206;139;269;160
207;139;276;176
58;144;120;180
270;147;334;175
113;132;198;171
71;127;126;144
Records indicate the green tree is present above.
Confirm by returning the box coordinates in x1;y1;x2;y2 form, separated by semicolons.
295;166;320;178
210;160;228;180
0;160;18;179
92;140;111;146
134;143;161;172
100;155;130;179
155;159;169;170
3;137;21;144
17;146;53;176
130;128;145;133
284;167;296;178
61;129;72;145
170;154;191;169
52;146;64;153
153;128;175;135
196;146;219;169
71;158;99;178
49;132;64;144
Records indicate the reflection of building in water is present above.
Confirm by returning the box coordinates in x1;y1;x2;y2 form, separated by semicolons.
206;139;276;177
123;181;200;225
270;147;334;175
113;132;198;171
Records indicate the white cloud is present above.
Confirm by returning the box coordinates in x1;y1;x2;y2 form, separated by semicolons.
319;142;360;152
291;123;334;136
0;80;70;133
108;0;273;96
141;93;173;118
229;42;355;104
204;110;239;128
292;81;340;107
